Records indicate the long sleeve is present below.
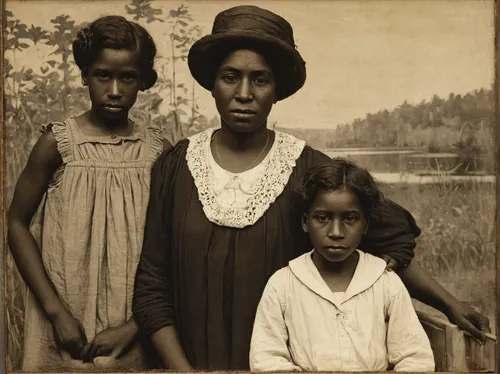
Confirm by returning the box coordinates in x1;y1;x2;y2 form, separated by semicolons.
250;279;301;372
359;199;421;272
386;279;435;372
133;144;181;336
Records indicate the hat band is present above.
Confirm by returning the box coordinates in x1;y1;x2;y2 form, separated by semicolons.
213;13;295;48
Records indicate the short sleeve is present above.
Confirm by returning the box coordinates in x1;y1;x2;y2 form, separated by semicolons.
43;122;72;164
40;121;72;189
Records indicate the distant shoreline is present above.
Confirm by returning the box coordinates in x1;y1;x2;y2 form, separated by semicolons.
372;172;495;184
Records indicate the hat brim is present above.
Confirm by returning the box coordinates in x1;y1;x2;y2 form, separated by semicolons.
188;30;306;100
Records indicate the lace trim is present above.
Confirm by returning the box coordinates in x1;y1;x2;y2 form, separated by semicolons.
186;128;306;228
147;126;164;162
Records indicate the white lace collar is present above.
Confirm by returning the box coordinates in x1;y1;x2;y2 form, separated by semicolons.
186;128;306;228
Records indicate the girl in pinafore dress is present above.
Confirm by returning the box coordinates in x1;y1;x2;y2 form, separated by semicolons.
7;16;167;371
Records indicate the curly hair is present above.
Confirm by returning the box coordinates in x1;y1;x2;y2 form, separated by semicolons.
73;15;158;90
294;158;386;222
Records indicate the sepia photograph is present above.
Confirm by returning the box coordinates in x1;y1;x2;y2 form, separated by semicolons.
2;0;498;372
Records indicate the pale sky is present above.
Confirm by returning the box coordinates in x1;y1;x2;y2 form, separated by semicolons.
5;0;494;129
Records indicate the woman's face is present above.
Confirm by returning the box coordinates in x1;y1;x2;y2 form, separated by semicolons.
212;49;277;133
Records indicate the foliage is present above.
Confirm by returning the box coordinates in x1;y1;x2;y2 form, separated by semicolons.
321;89;493;152
125;0;164;23
125;2;209;144
4;10;89;199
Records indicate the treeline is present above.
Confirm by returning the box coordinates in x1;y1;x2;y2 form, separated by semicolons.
279;88;494;154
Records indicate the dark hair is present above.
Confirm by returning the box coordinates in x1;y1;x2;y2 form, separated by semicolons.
210;39;294;99
73;15;158;90
294;158;386;222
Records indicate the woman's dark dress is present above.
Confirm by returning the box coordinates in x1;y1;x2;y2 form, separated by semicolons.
132;131;421;370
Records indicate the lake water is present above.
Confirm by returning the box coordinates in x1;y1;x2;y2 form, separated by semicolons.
320;148;495;184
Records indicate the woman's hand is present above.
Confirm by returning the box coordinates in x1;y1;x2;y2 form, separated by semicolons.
51;309;88;359
446;300;491;344
399;260;491;344
82;320;138;363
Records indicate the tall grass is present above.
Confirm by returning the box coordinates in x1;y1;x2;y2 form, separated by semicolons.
382;180;496;329
5;179;497;370
6;255;26;371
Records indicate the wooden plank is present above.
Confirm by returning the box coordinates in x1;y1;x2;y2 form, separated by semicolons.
416;309;497;372
446;324;468;371
463;330;497;372
416;310;453;371
481;336;497;372
418;316;448;371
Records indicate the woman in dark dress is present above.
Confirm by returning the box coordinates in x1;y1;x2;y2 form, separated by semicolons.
133;5;490;370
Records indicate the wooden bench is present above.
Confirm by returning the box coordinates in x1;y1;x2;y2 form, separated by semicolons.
416;309;497;372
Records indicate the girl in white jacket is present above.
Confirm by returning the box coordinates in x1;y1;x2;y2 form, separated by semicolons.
249;159;435;372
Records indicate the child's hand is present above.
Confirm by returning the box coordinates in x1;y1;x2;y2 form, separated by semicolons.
380;254;397;272
82;322;137;363
51;309;88;359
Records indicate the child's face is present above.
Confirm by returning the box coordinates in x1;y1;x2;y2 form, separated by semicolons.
302;189;367;263
84;48;143;122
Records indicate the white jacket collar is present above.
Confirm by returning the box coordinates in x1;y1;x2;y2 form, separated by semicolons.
288;250;386;307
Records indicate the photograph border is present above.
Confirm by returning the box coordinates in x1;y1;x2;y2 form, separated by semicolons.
494;0;499;373
1;0;499;373
1;0;5;370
